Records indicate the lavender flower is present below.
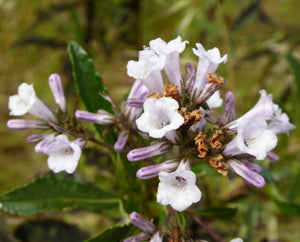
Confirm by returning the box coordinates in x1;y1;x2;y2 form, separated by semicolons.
136;159;179;179
75;109;116;125
127;141;172;162
48;74;67;113
124;212;161;242
7;119;49;130
227;159;265;188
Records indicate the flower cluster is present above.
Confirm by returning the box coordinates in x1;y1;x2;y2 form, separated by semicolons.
7;74;85;173
7;36;295;242
124;36;295;211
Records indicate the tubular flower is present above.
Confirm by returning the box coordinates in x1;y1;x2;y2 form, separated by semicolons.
9;83;57;123
149;36;188;90
157;159;201;211
136;97;184;139
43;134;82;174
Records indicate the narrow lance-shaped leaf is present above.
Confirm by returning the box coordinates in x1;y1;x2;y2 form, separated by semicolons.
68;41;112;114
0;176;120;215
85;224;137;242
68;41;114;138
194;206;237;219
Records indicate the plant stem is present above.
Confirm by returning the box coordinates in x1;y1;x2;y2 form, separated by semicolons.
186;209;225;242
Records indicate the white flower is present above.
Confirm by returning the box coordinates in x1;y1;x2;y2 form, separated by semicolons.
149;36;188;54
206;90;223;109
237;118;277;160
9;83;37;116
193;43;228;65
192;43;227;99
127;49;166;92
224;118;277;160
136;97;184;139
269;104;296;134
150;231;163;242
149;36;188;90
8;83;57;122
44;135;82;174
157;160;201;211
230;238;243;242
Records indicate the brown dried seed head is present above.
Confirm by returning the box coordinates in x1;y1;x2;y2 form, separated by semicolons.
163;83;180;102
194;132;208;158
148;91;162;99
207;73;224;88
209;129;223;149
180;108;203;129
204;154;228;176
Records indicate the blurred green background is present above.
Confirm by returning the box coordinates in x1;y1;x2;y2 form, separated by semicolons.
0;0;299;241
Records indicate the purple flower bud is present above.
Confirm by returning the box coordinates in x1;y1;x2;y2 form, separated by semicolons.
129;212;156;234
196;75;225;104
27;133;49;143
126;98;145;108
123;232;151;242
136;159;179;179
75;110;115;125
127;141;172;162
7;119;49;130
267;151;279;163
114;131;128;153
185;63;196;93
34;133;56;154
219;91;236;125
48;74;67;113
228;159;265;188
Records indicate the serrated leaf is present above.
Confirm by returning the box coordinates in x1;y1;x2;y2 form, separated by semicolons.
194;206;237;219
0;176;120;215
85;224;136;242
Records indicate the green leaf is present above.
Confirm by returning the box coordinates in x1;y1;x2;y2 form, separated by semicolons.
194;206;237;219
274;200;300;216
85;224;136;242
191;161;219;177
286;53;300;95
287;170;300;202
0;176;120;215
68;41;112;113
